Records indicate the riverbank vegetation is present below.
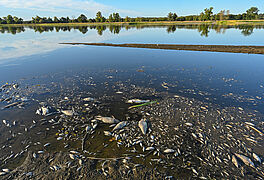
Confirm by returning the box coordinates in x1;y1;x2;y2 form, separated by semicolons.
0;7;263;26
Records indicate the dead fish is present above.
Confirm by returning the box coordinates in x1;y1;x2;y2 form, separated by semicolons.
164;149;175;153
69;154;76;160
2;169;10;173
252;153;261;163
103;131;112;136
127;99;150;104
83;97;94;101
70;150;79;154
245;122;255;126
247;125;264;136
112;121;127;131
138;119;148;135
44;143;50;147
0;172;6;176
61;110;74;116
146;147;155;151
85;126;92;132
96;116;120;124
232;155;239;168
185;123;193;127
235;153;255;168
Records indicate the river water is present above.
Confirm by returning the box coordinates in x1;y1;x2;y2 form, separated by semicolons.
0;25;263;179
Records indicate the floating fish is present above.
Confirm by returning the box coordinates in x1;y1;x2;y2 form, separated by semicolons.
70;150;79;154
252;153;261;163
61;110;74;116
164;149;175;153
41;107;49;116
1;169;10;173
138;119;148;135
232;155;239;168
44;143;50;147
146;147;155;151
112;121;127;131
185;123;193;127
85;126;92;132
104;131;112;136
69;154;76;160
83;97;94;101
96;116;120;124
235;153;255;168
0;172;6;176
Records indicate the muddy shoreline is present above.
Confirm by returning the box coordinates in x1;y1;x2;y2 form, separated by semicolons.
60;43;264;55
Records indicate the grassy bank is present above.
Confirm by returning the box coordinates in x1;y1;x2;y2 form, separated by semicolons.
1;20;264;27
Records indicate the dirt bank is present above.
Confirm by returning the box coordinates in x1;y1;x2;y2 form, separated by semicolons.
60;43;264;55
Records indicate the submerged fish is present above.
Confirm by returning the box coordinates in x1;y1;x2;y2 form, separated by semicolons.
96;116;120;124
138;119;148;135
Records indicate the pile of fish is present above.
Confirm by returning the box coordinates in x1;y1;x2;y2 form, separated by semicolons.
0;76;263;179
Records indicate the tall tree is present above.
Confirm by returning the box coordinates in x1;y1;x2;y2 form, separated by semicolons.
113;13;121;22
167;12;173;21
246;7;259;19
96;11;105;22
203;7;214;21
77;14;87;23
108;14;114;22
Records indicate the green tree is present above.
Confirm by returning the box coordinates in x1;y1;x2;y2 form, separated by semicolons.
172;13;178;21
113;13;121;22
246;7;259;19
167;12;173;21
53;16;59;23
108;14;114;22
96;11;105;22
124;16;130;22
77;14;87;23
203;7;214;21
6;15;14;24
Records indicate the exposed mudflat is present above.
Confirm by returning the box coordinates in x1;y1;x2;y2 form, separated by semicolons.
61;43;264;55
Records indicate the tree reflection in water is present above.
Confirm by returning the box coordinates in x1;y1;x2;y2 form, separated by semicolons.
0;24;262;37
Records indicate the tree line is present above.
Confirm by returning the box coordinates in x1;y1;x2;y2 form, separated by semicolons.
0;7;263;25
170;7;263;21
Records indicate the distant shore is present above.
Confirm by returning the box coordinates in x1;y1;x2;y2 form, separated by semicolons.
60;43;264;55
1;20;264;27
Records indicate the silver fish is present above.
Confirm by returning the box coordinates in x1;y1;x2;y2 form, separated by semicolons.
252;153;261;163
96;116;120;124
164;149;175;153
113;121;127;131
61;110;74;116
232;155;239;168
235;153;255;168
138;119;148;134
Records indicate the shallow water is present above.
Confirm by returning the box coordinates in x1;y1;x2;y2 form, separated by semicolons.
0;25;263;179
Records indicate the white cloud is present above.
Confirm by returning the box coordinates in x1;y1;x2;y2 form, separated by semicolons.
0;0;138;17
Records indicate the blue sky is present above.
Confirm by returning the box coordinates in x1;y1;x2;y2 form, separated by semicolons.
0;0;263;20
